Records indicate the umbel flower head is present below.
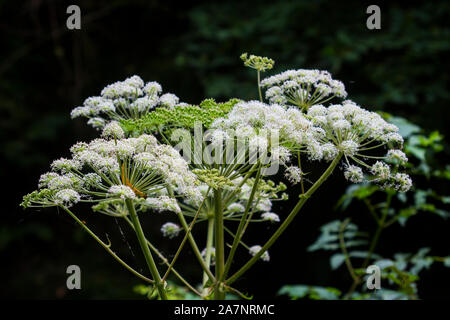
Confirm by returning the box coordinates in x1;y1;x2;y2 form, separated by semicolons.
210;99;412;192
70;75;182;130
261;69;347;110
180;171;287;225
21;128;203;214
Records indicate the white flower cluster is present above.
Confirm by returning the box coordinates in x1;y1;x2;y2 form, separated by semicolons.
201;247;216;266
223;175;285;223
284;166;303;185
108;185;136;199
181;171;285;226
34;132;202;211
261;212;280;223
70;75;182;129
210;100;307;162
344;165;364;183
54;189;81;207
146;196;181;214
305;101;411;191
248;245;270;262
160;222;182;239
261;69;347;109
210;99;411;192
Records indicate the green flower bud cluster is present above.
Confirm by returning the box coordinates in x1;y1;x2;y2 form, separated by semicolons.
21;189;56;208
120;98;240;136
192;168;235;190
240;53;274;72
246;177;288;200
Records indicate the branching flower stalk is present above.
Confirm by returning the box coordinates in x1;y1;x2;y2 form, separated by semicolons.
226;152;343;285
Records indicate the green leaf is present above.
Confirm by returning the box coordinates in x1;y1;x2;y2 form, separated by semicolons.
278;285;341;300
330;254;346;270
349;250;382;260
388;116;420;138
374;259;395;269
441;196;450;204
434;209;450;219
443;257;450;267
278;285;309;299
407;146;426;161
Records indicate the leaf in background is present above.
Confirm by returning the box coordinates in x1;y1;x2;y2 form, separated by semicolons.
308;220;368;252
443;257;450;267
388;116;421;138
277;285;309;299
278;285;341;300
330;254;346;270
335;184;379;211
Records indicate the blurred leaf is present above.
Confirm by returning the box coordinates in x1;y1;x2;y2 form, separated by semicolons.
278;285;341;300
388;116;421;138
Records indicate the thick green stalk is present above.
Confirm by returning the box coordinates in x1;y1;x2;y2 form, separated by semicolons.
202;217;215;296
226;153;343;285
214;188;226;299
125;199;168;300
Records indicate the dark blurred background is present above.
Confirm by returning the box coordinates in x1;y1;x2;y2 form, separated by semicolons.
1;0;449;299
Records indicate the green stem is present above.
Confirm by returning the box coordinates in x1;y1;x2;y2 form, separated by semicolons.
223;165;262;278
162;189;210;283
226;153;343;285
223;163;258;205
344;192;393;299
257;70;263;102
60;206;154;285
214;188;226;299
363;198;379;223
125;199;168;300
363;192;392;267
202;217;215;296
165;186;216;283
339;218;358;281
123;216;201;297
175;209;216;282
